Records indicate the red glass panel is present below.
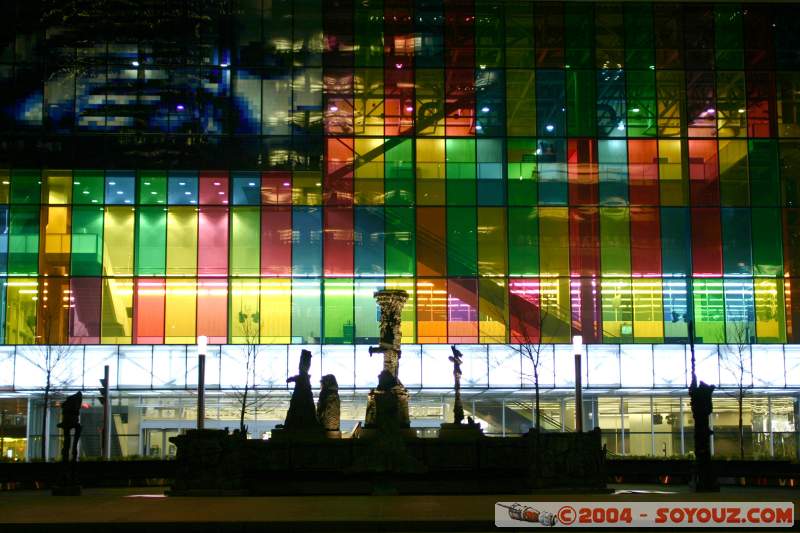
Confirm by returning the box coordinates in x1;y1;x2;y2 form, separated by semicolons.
628;139;659;205
261;171;292;205
384;68;415;136
261;207;292;276
569;207;600;276
509;278;541;343
691;207;723;276
198;171;229;205
197;279;227;344
445;68;475;136
134;278;165;344
630;207;662;276
688;139;719;205
324;207;354;277
325;137;354;205
568;138;599;205
69;277;101;344
417;207;446;277
447;277;478;343
746;71;776;138
197;207;228;277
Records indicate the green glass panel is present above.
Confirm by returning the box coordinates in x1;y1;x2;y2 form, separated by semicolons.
323;278;354;344
478;207;507;276
564;3;594;69
626;70;657;137
291;278;321;343
749;139;779;207
385;206;415;276
714;4;744;70
719;141;749;206
135;207;167;276
600;207;631;275
508;207;538;276
446;138;476;205
138;171;168;205
354;279;382;342
71;206;104;276
721;208;752;275
385;138;414;205
693;278;725;344
446;206;477;276
566;70;596;137
660;207;691;275
8;206;39;275
72;170;104;205
752;208;784;276
230;207;260;276
506;138;538;205
624;3;654;69
10;170;41;204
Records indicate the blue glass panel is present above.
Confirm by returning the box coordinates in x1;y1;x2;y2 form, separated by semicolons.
292;207;322;276
354;207;384;276
598;139;629;205
231;172;261;205
168;171;199;205
104;171;135;205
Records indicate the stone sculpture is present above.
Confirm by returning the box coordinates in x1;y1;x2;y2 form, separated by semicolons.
282;349;320;430
57;391;83;463
317;374;341;436
449;346;464;424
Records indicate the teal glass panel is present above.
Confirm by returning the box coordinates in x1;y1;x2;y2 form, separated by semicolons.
752;208;784;276
354;279;382;342
660;207;691;275
721;207;752;275
385;206;415;276
477;138;504;205
10;170;41;204
508;207;538;276
538;139;567;205
72;170;104;205
135;207;167;276
8;206;39;275
71;206;104;276
598;139;628;205
447;207;477;277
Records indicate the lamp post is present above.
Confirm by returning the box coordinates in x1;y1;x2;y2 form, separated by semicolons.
197;335;208;430
573;335;583;433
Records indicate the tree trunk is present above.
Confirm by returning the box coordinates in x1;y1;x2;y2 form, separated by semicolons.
738;389;744;460
239;387;248;434
534;368;540;431
41;386;49;462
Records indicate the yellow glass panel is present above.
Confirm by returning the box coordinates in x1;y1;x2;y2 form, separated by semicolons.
540;277;571;343
416;138;445;179
5;278;38;344
164;278;197;343
754;278;786;343
0;170;9;203
385;277;416;343
716;72;747;138
538;207;569;276
102;207;135;276
601;278;633;342
101;277;133;344
718;139;749;204
229;278;261;343
354;137;384;205
166;206;198;276
632;278;664;343
43;170;72;205
260;278;291;343
41;206;71;276
658;139;687;206
291;171;322;205
354;68;384;136
478;207;507;276
479;278;507;343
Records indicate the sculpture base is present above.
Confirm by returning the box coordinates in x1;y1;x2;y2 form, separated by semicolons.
355;427;417;440
364;385;410;430
51;484;82;496
438;422;485;441
270;426;327;443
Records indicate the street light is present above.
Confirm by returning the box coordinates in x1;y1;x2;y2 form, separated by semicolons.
573;335;583;433
197;335;208;430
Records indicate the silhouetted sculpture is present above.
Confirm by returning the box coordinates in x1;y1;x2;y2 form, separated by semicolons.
282;350;320;430
317;374;341;436
690;377;718;491
449;346;464;424
57;392;83;463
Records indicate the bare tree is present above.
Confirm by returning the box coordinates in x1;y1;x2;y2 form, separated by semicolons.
720;321;752;460
232;309;260;436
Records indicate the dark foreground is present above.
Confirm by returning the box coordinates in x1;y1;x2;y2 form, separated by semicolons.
0;485;798;533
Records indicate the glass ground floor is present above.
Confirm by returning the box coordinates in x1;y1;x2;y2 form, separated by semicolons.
2;389;797;462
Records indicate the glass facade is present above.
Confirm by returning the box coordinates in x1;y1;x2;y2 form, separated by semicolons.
0;0;798;460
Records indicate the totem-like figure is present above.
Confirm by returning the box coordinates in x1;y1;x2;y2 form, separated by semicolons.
283;350;320;430
449;346;464;425
690;376;717;491
368;290;409;390
317;374;340;434
57;392;83;462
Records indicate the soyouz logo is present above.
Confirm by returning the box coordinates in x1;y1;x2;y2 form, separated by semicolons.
495;502;794;528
